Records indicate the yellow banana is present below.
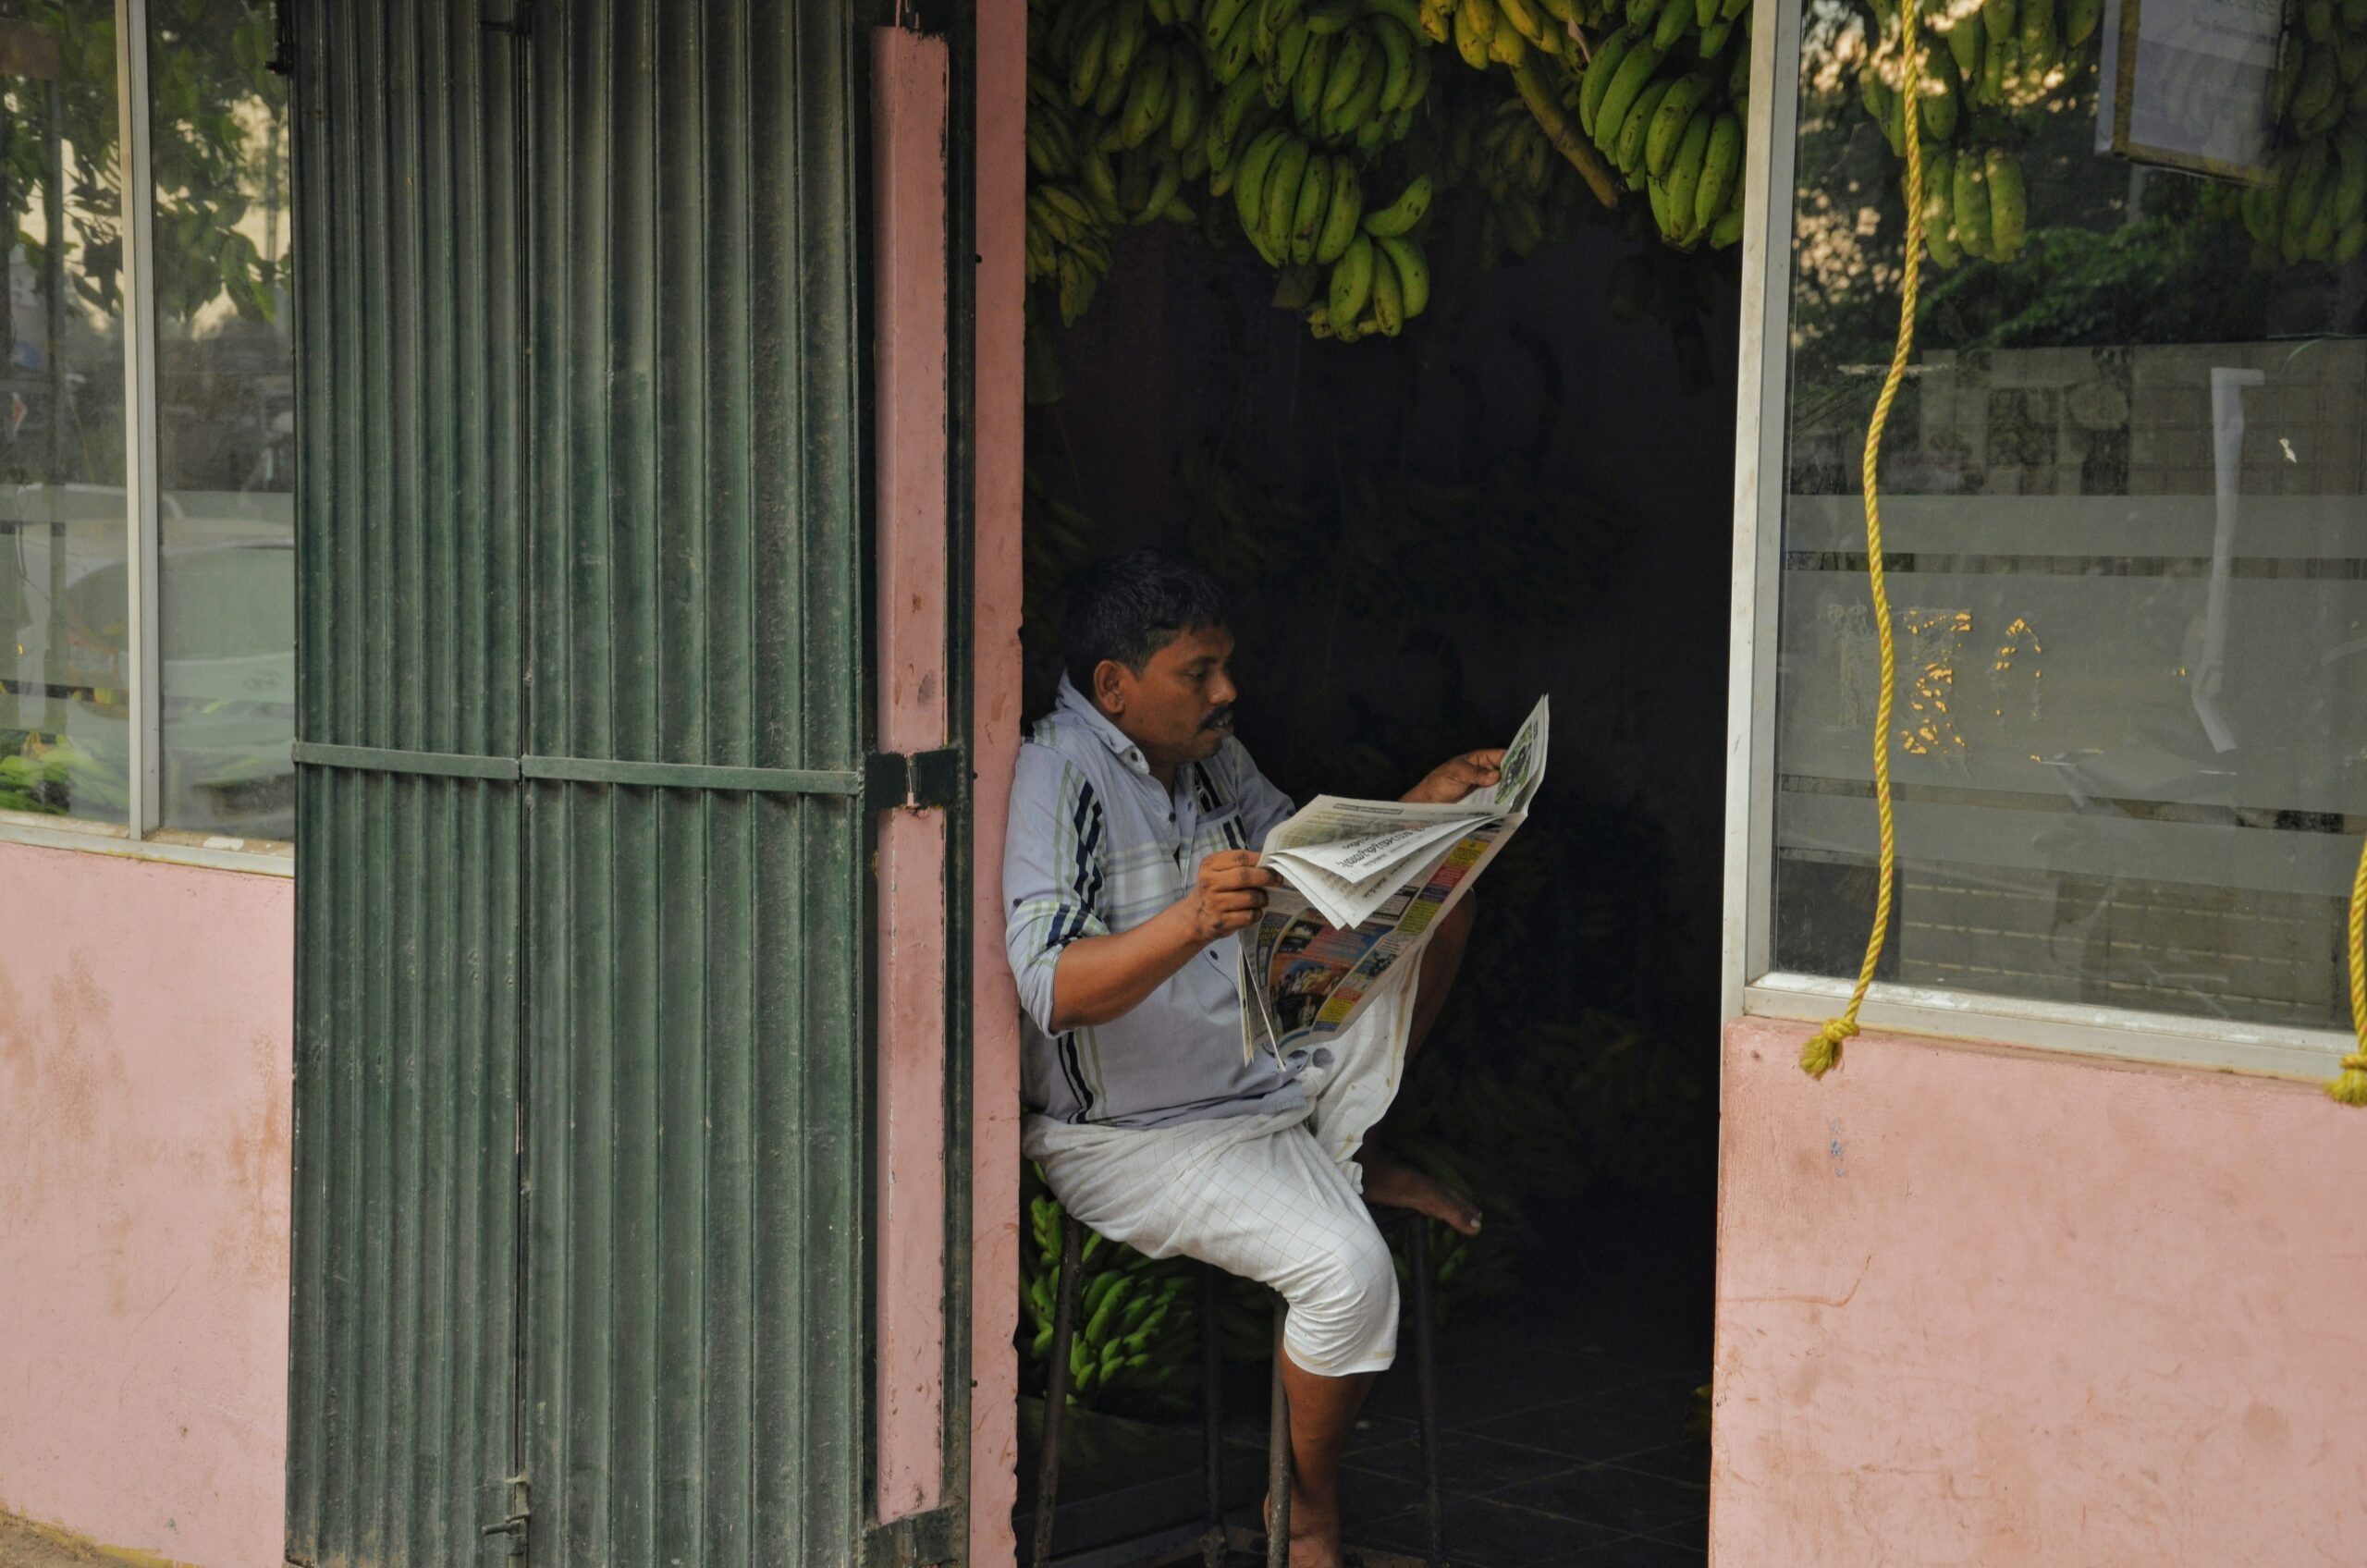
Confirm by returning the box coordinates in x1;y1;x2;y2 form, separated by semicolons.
1113;44;1174;149
1369;240;1405;333
1328;231;1376;320
1289;151;1334;262
1361;172;1433;234
1067;9;1111;106
1692;109;1741;233
1261;134;1312;259
1374;15;1417;110
1315;156;1364;261
1373;231;1429;314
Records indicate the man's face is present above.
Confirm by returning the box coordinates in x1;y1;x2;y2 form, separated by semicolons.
1093;623;1239;772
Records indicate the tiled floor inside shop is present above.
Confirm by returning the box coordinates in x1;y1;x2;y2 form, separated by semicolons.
1326;1297;1711;1565
1022;1201;1714;1567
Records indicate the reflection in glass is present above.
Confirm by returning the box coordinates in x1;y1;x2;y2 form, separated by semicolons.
1773;0;2365;1030
0;1;127;823
152;0;292;839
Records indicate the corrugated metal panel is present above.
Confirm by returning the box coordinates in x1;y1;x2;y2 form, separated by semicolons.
292;2;877;1563
519;6;868;1568
288;2;527;1566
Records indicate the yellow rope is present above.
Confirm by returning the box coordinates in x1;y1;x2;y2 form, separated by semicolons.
1802;3;1924;1080
2325;834;2367;1106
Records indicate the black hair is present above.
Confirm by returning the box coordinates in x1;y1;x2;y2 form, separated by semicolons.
1061;549;1232;696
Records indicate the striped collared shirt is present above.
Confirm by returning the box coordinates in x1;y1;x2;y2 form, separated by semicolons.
1003;678;1305;1127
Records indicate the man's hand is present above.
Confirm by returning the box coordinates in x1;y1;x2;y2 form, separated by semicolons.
1402;748;1507;805
1184;850;1282;944
1048;850;1282;1031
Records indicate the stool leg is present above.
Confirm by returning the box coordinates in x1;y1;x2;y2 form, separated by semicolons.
1033;1216;1085;1568
1200;1263;1226;1568
1408;1218;1443;1568
1267;1296;1292;1568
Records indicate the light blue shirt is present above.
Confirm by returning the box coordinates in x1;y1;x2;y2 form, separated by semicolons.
1003;678;1306;1127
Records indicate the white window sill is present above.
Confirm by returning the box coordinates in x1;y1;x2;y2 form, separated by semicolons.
1743;971;2352;1084
0;809;293;877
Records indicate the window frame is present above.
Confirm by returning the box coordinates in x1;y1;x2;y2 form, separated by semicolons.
0;0;292;878
1719;0;2352;1079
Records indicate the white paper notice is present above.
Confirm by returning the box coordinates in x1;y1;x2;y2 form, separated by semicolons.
2102;0;2281;181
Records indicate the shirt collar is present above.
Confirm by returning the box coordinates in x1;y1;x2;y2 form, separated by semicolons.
1056;676;1159;779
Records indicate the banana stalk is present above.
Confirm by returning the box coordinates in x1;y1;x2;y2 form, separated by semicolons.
1511;55;1621;205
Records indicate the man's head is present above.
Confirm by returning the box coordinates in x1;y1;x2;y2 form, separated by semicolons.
1061;550;1238;772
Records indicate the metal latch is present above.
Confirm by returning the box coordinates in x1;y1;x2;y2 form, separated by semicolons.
865;747;965;812
480;1474;529;1559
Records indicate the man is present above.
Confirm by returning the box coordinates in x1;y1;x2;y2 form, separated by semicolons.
1003;550;1499;1568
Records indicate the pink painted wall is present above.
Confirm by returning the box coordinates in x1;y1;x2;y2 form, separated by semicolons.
1713;1016;2367;1566
0;841;292;1568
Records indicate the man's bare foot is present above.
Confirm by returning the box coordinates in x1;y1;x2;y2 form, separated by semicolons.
1265;1488;1346;1568
1360;1152;1483;1236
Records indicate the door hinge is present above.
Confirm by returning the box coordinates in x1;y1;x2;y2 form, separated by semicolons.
479;1474;529;1559
862;1506;959;1568
865;747;966;812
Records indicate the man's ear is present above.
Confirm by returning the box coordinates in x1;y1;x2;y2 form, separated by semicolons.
1091;658;1130;715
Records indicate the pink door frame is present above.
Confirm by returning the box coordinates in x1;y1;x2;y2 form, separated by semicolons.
970;0;1030;1557
872;6;1029;1556
872;23;955;1525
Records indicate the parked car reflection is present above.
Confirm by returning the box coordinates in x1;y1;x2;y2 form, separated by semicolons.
4;484;292;839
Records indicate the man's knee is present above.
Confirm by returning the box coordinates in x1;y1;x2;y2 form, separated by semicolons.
1283;1220;1399;1370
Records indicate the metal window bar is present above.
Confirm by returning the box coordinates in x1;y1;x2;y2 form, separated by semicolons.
114;0;162;839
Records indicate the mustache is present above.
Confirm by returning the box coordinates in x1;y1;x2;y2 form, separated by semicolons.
1201;706;1236;731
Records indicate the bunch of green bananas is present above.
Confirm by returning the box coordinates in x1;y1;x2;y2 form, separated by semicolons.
1227;127;1439;336
1429;0;1595;74
1848;0;2095;269
1914;141;2030;263
2238;0;2367;266
2245;126;2367;263
1218;0;1438;150
1575;0;1752;247
1021;1177;1203;1405
1864;0;2098;129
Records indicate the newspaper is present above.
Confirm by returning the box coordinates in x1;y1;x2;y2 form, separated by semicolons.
1237;696;1550;1065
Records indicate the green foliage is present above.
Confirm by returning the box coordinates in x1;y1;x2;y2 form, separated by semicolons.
0;733;127;816
0;1;284;328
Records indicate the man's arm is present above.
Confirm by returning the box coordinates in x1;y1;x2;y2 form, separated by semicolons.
1049;851;1278;1031
1403;748;1509;804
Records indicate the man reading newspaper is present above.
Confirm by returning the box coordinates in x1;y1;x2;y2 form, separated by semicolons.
1004;551;1532;1568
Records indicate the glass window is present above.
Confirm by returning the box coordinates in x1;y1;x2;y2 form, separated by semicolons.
151;0;291;839
1772;0;2365;1030
0;1;129;824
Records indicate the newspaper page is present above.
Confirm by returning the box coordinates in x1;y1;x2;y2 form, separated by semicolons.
1236;697;1550;1064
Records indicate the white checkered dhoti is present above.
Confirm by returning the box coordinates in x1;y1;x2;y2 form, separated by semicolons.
1022;982;1414;1377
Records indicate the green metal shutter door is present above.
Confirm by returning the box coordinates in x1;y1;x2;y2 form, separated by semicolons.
517;4;868;1565
289;3;878;1565
287;5;530;1567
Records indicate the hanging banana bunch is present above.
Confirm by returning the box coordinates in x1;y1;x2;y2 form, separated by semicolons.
1025;0;1755;352
1567;0;1754;247
2238;0;2367;267
1844;0;2098;270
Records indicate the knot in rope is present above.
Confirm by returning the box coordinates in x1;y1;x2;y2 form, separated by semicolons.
1800;1017;1859;1080
2328;1055;2367;1108
2329;836;2366;1107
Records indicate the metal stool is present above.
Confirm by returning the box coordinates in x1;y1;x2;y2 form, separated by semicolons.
1032;1208;1445;1568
